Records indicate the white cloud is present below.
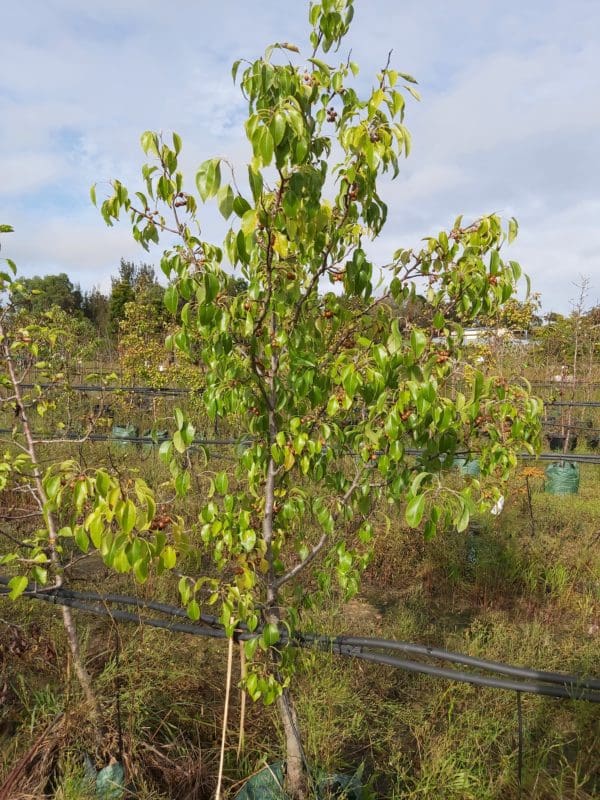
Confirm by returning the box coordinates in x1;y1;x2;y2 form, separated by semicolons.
1;0;599;313
0;153;62;196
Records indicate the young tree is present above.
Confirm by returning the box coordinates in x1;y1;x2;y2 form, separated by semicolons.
1;230;171;756
4;2;541;796
0;238;102;733
96;2;540;786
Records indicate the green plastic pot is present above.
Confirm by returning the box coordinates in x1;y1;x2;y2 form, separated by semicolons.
544;462;580;495
453;457;481;477
111;424;138;449
234;762;365;800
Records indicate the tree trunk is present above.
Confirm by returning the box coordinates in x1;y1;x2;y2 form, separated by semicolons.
277;688;308;800
262;327;308;798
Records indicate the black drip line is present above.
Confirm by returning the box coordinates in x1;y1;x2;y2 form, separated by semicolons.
6;381;600;408
1;428;600;464
1;579;598;703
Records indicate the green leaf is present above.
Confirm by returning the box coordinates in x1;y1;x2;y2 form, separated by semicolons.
399;72;418;84
307;57;330;72
456;502;470;533
262;622;280;646
113;549;131;574
187;599;200;621
175;470;190;497
173;431;186;453
233;195;251;217
74;525;90;553
95;470;110;498
244;637;259;660
73;479;88;514
44;474;61;501
258;128;274;165
248;167;263;202
162;545;177;569
405;494;425;528
140;130;159;156
214;472;229;494
133;558;148;583
159;439;172;463
31;566;47;585
433;311;445;330
410;472;430;495
326;396;340;417
271;111;286;146
196;158;221;202
217;184;234;219
8;576;28;600
240;528;256;552
87;513;103;549
410;329;427;359
180;421;195;445
204;272;219;303
424;519;437;541
165;283;179;314
119;500;137;535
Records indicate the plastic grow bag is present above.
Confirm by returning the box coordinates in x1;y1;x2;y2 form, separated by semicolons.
111;424;138;449
83;756;125;800
235;762;364;800
96;761;125;799
544;462;580;495
453;457;481;477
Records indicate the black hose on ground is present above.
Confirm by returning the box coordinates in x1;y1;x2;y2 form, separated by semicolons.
2;581;599;703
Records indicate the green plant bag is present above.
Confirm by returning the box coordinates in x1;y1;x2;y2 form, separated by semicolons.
111;423;138;449
453;457;481;477
544;462;580;495
95;761;125;799
235;762;365;800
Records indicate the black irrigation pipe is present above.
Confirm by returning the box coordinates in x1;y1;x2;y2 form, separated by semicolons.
545;400;600;408
1;580;599;702
2;428;600;463
16;383;189;397
299;634;600;691
5;578;600;693
0;428;239;446
402;448;600;464
542;421;600;433
9;382;600;407
530;381;600;387
511;452;600;463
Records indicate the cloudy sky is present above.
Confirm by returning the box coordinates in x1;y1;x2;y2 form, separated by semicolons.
1;0;599;312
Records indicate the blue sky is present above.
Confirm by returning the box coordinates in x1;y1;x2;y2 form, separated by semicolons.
1;0;599;312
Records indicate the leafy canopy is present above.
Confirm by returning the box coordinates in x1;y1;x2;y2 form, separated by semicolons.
2;0;541;708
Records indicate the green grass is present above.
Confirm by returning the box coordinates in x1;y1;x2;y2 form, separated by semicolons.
1;439;599;797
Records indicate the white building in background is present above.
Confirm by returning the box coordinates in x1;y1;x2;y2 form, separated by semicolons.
462;327;531;346
433;327;532;347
